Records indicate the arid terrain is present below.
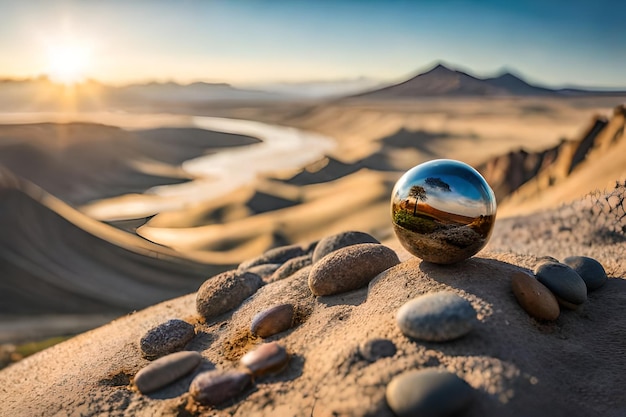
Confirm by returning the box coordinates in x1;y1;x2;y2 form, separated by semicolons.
0;69;625;416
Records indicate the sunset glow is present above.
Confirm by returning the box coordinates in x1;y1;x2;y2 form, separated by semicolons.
45;41;92;85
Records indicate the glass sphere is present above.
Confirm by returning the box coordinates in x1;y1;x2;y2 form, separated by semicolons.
391;159;496;264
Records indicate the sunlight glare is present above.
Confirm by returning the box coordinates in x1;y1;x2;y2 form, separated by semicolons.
45;41;92;85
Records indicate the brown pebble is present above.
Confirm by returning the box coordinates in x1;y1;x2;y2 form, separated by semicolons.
359;338;396;362
250;304;295;338
196;270;263;321
240;342;290;377
267;255;312;283
134;351;202;394
511;271;560;321
139;319;196;360
189;369;252;406
308;243;400;296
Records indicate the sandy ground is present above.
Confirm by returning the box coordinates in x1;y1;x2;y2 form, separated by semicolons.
0;190;625;416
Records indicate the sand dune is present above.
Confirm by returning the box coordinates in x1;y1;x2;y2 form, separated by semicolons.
0;168;223;319
138;170;395;263
0;122;260;205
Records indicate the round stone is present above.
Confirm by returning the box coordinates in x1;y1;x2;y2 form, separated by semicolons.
511;272;560;321
189;369;252;406
238;244;305;272
139;319;196;360
312;231;380;263
250;303;295;338
386;368;474;417
245;263;282;280
563;256;607;291
390;159;496;264
308;243;400;296
267;255;312;283
240;342;290;377
359;338;397;362
196;270;263;320
396;291;477;342
534;262;587;308
134;351;201;394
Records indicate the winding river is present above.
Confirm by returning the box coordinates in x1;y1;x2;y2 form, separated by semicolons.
0;112;335;220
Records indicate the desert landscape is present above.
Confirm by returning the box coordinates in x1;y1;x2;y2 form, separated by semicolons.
1;1;626;416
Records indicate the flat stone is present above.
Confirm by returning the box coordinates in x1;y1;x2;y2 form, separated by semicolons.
240;342;290;377
534;262;587;307
189;369;252;406
396;291;477;342
196;270;263;320
386;368;474;417
359;338;396;362
139;319;196;360
267;254;312;283
134;351;201;394
511;271;560;321
238;244;305;271
312;231;380;263
308;243;399;296
250;303;295;338
563;256;607;291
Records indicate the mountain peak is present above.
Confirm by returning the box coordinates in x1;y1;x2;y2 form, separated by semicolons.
424;62;457;75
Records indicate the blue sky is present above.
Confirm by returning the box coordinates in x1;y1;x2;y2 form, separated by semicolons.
1;0;625;87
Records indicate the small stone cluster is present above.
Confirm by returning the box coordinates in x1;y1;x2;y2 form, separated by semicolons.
128;230;609;417
130;230;401;409
511;255;607;320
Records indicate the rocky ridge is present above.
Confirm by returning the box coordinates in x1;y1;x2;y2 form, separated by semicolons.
478;104;626;210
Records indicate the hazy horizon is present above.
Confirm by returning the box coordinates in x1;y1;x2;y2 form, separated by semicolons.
1;0;625;88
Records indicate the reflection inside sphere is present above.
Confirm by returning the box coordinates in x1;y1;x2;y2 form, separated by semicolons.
391;159;497;264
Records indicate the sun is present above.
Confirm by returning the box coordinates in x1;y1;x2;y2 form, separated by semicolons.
45;41;92;86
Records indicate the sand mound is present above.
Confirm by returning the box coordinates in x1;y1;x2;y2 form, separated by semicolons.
2;196;625;416
0;168;223;319
0;122;259;205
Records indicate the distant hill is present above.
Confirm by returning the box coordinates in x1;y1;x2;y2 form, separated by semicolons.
0;76;290;111
352;63;626;98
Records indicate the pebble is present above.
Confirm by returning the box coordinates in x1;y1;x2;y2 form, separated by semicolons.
134;351;202;394
196;270;263;320
139;319;196;360
563;256;607;291
251;304;295;338
359;338;396;362
386;368;474;417
245;263;282;280
536;255;559;265
308;243;400;296
396;291;477;342
511;271;560;321
189;369;252;406
534;262;587;308
312;231;380;263
267;255;312;283
237;244;305;272
240;342;290;377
